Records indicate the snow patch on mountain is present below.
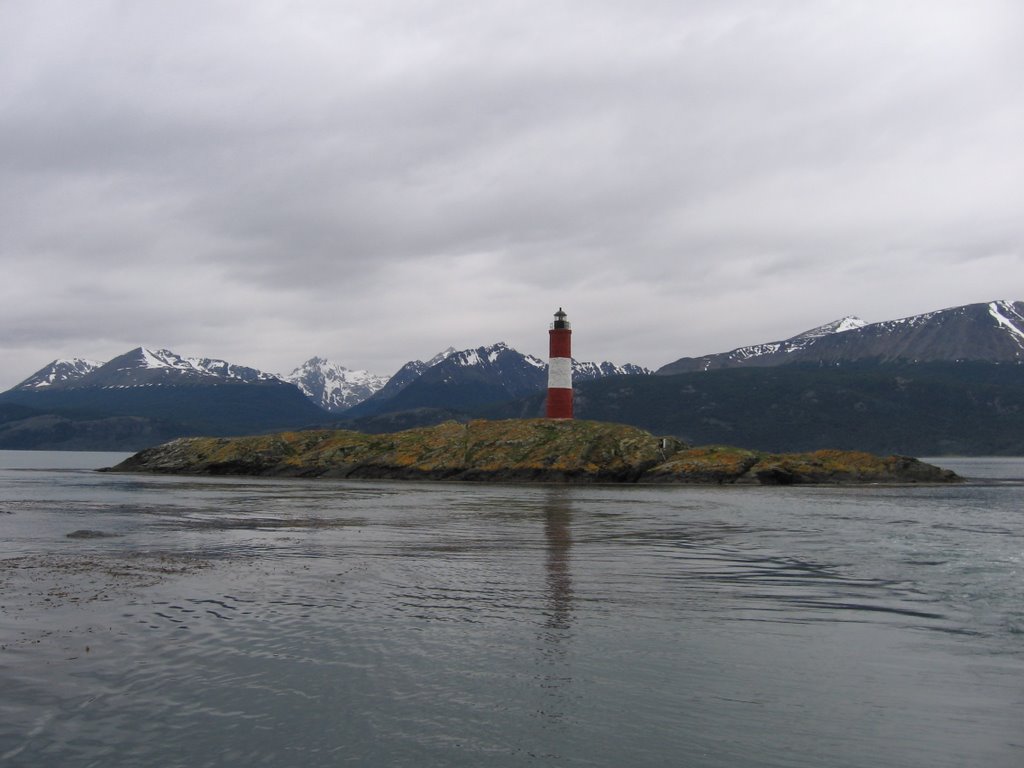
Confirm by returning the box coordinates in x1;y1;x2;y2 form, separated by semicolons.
794;316;867;340
426;347;457;367
526;356;547;369
988;300;1024;347
457;349;483;367
862;302;1024;347
833;317;868;334
140;348;179;370
572;360;652;380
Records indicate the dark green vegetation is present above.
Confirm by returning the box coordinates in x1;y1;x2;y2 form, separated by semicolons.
471;361;1023;456
110;419;959;485
0;382;325;451
574;362;1024;456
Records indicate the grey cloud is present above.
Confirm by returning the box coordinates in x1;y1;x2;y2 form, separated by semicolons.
0;0;1021;388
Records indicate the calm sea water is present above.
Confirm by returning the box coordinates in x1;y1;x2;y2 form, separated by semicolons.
1;451;1022;767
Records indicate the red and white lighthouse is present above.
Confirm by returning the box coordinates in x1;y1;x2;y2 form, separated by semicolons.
546;307;573;419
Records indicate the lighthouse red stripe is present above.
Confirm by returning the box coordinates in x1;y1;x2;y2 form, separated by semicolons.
549;329;572;358
546;388;573;419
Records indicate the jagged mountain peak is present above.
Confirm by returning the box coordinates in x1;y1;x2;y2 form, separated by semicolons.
425;347;457;367
790;316;867;341
288;356;351;376
283;357;388;412
297;355;338;369
363;347;461;403
13;357;105;390
446;342;545;369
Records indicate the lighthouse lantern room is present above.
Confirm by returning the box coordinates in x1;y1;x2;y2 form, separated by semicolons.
546;307;573;419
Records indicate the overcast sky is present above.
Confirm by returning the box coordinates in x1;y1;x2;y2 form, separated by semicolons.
2;0;1022;389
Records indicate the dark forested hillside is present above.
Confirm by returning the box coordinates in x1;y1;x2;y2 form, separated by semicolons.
338;362;1024;455
571;362;1024;455
0;381;326;451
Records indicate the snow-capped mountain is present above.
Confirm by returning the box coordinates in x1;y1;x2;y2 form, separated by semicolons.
64;347;281;388
13;357;104;389
444;342;546;377
658;316;867;374
283;357;388;412
348;342;546;417
803;300;1024;364
658;301;1024;374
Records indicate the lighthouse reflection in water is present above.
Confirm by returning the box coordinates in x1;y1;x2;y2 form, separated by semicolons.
538;489;574;708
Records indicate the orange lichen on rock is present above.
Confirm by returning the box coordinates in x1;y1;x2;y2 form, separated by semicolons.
109;420;959;485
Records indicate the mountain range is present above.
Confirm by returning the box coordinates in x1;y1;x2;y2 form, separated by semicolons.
0;347;326;451
1;299;1022;453
0;342;650;450
658;300;1024;373
340;342;650;422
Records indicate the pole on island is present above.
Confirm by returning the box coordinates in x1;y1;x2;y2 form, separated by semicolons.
546;308;573;419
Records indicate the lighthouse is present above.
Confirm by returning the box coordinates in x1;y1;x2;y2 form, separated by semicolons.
546;307;573;419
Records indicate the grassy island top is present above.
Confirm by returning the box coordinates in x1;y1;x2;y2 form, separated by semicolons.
109;419;960;485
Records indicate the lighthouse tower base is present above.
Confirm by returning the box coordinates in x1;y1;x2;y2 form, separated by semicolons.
546;389;573;419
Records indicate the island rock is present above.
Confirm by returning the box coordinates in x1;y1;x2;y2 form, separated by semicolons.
108;419;960;485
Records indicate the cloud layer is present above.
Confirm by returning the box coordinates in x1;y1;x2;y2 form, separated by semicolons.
2;0;1022;387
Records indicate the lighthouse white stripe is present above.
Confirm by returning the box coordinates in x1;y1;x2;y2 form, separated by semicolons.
548;357;572;389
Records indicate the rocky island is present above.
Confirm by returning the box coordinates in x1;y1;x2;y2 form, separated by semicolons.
108;419;960;485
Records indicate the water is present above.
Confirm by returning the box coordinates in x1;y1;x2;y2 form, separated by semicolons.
1;450;1022;767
